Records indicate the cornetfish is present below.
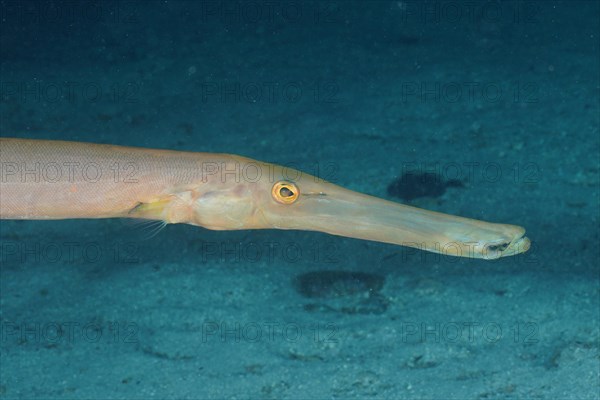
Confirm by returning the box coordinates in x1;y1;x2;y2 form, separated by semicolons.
0;138;530;259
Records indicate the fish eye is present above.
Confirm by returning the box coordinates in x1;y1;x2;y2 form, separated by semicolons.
272;181;299;204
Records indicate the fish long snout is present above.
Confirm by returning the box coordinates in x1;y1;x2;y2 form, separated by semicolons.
261;178;530;260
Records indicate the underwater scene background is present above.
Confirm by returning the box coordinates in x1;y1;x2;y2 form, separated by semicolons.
0;1;598;398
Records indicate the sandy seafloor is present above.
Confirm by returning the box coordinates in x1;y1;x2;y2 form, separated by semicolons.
0;1;599;399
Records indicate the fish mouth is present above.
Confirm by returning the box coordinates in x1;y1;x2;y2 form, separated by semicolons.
484;232;530;260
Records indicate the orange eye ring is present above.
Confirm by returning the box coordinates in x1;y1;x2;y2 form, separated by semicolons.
272;181;299;204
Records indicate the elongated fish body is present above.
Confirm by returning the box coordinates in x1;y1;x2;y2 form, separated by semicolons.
0;138;243;221
0;138;530;259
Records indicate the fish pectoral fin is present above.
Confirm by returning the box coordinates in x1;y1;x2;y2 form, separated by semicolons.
128;197;174;221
